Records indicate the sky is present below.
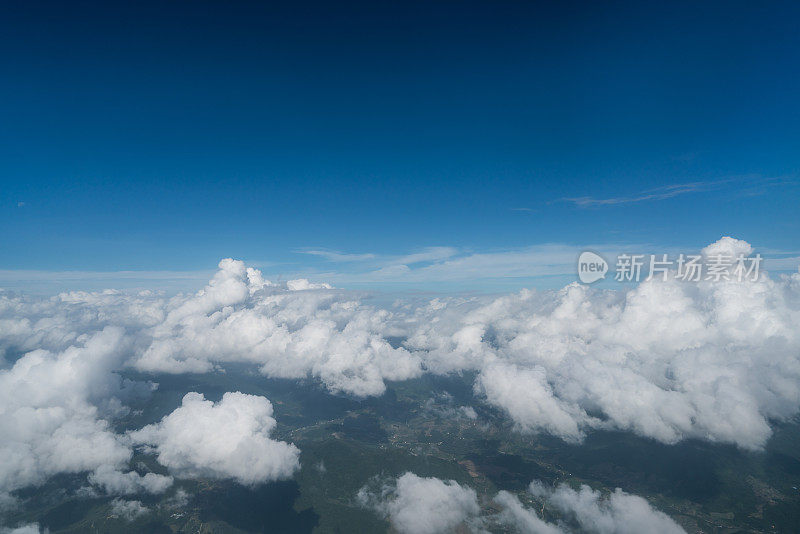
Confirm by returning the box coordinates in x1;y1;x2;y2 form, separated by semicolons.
1;1;799;290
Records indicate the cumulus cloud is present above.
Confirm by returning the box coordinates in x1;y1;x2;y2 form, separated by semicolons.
359;474;683;534
129;392;300;485
0;327;169;505
132;258;422;396
404;237;800;449
357;473;480;534
527;481;685;534
700;235;753;259
476;363;583;441
88;465;173;496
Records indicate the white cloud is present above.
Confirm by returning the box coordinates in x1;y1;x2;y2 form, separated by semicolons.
359;474;684;534
701;235;753;258
404;238;800;449
528;481;685;534
285;278;333;291
109;499;149;521
88;466;172;496
492;491;563;534
477;363;583;441
0;524;43;534
132;259;422;396
0;327;169;504
358;473;480;534
129;392;300;485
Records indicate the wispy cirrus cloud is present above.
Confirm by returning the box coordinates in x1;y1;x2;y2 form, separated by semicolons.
299;247;456;266
563;175;795;207
299;249;376;262
393;247;458;265
294;244;646;287
563;180;731;207
289;242;799;289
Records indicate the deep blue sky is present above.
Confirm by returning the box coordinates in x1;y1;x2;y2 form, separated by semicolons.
2;1;799;283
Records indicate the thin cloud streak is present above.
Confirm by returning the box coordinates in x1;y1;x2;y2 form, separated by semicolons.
300;250;377;262
563;175;795;207
297;247;459;267
289;245;800;286
294;244;657;285
563;180;731;207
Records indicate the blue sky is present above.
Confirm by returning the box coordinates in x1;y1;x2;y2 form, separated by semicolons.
1;1;799;290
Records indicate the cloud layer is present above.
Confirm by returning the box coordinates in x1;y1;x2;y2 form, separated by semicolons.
1;236;799;510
